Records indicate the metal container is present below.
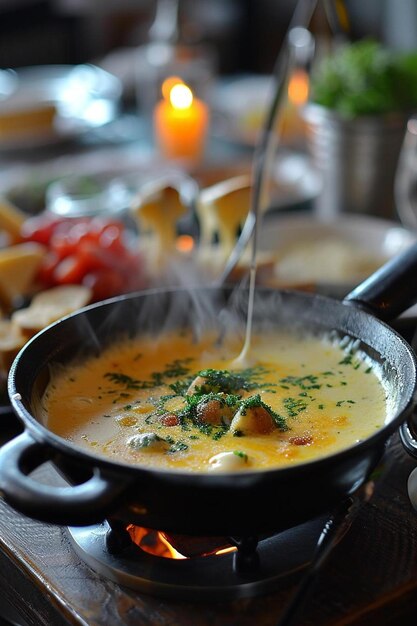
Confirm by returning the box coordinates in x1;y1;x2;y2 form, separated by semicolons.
303;104;408;219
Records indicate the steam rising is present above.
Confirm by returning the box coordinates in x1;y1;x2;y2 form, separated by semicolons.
51;251;322;371
24;240;409;439
44;252;290;370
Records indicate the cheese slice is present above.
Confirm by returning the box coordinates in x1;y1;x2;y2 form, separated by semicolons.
0;242;47;308
196;175;252;254
12;284;92;338
130;182;188;270
0;198;26;244
0;319;26;373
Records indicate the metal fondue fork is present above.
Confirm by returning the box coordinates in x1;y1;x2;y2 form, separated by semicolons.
215;5;317;287
216;0;352;287
217;1;316;363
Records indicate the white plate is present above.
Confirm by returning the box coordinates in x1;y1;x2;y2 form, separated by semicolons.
259;212;417;292
0;64;122;150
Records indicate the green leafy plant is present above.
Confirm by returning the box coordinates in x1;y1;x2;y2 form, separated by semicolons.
310;39;417;117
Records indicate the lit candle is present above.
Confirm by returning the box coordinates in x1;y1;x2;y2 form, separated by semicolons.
288;68;310;107
280;68;310;145
153;79;209;162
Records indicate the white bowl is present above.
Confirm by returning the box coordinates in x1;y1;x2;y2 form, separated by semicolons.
258;212;417;294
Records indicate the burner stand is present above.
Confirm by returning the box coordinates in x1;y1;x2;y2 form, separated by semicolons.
67;513;338;601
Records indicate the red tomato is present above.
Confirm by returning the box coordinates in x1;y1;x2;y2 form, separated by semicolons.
66;221;93;244
75;240;109;272
49;230;78;259
37;251;61;287
89;217;124;235
87;216;111;234
53;255;89;285
23;212;144;298
83;268;126;301
99;223;125;254
21;214;64;245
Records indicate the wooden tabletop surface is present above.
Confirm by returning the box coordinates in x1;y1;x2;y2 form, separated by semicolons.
1;413;417;626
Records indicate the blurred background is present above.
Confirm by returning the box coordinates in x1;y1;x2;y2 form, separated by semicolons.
1;0;417;77
1;0;417;320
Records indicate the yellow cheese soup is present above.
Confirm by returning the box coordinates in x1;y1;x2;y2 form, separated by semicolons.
39;329;387;472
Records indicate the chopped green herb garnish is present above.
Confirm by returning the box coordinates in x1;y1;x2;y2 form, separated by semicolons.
283;396;308;417
169;379;192;395
240;394;288;431
195;366;272;394
280;374;321;390
339;355;353;365
168;441;189;453
233;450;248;462
336;399;356;407
104;358;194;391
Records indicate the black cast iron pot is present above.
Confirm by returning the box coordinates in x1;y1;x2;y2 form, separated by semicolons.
1;244;417;536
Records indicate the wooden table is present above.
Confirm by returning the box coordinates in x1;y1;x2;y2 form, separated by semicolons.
1;413;417;626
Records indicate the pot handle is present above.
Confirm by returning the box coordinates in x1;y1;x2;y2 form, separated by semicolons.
344;242;417;321
399;413;417;511
399;409;417;461
0;431;126;526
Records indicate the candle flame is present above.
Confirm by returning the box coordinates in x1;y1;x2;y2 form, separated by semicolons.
162;76;184;101
288;69;309;106
169;83;193;110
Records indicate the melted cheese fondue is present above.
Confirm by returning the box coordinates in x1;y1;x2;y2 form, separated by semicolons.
39;329;387;472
